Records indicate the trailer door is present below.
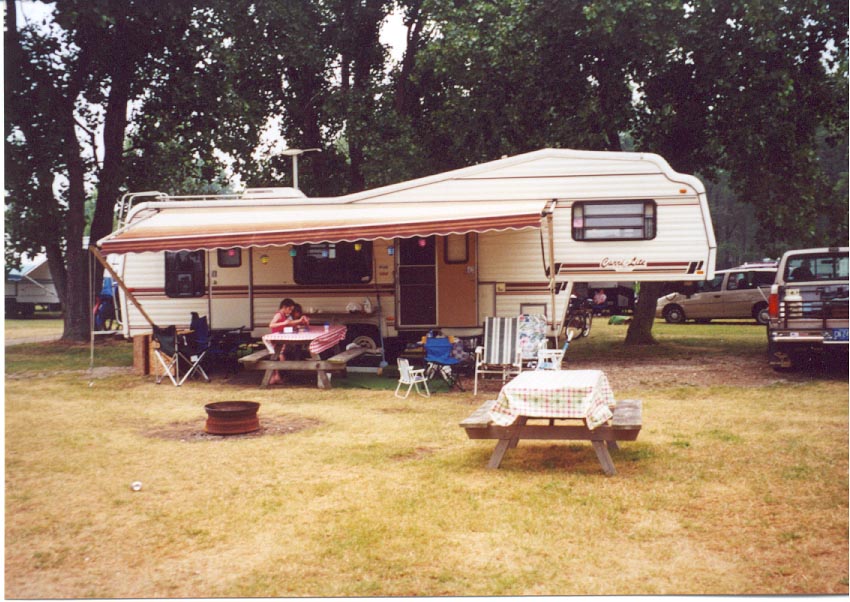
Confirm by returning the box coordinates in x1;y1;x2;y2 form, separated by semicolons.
437;233;477;326
397;236;437;327
209;248;252;329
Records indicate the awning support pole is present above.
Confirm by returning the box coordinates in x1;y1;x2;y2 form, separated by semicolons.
545;202;559;347
88;246;156;328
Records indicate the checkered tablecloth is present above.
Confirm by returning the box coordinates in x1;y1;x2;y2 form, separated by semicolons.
262;324;347;356
490;369;615;429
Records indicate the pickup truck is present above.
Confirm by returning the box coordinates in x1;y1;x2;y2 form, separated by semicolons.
767;247;849;370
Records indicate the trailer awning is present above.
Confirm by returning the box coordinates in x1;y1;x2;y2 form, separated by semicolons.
98;200;548;254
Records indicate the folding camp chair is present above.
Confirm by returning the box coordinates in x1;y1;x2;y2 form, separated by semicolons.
473;316;522;395
517;313;549;369
152;325;181;386
394;358;430;398
424;336;463;391
181;312;212;384
152;319;211;387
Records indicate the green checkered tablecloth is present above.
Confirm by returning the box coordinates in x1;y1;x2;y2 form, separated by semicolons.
490;369;615;429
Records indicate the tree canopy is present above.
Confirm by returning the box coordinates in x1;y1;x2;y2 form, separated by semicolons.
5;0;847;341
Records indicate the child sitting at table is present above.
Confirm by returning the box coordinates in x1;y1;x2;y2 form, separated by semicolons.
285;304;312;361
268;298;298;384
290;303;310;329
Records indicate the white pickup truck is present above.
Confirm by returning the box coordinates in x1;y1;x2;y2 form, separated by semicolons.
767;247;849;370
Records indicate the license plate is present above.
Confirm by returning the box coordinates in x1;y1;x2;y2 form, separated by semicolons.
829;328;849;342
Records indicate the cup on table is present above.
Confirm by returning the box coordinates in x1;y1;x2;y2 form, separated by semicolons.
323;323;330;332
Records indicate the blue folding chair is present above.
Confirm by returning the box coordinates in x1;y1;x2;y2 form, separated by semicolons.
424;336;463;391
180;312;212;384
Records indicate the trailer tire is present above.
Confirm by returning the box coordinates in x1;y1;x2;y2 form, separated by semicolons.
662;305;686;324
344;325;381;351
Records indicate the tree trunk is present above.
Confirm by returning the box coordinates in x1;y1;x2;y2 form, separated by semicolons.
60;107;91;342
625;281;664;345
90;32;133;298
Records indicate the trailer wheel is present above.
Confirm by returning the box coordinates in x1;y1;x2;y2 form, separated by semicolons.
753;302;770;325
344;325;380;351
662;304;686;324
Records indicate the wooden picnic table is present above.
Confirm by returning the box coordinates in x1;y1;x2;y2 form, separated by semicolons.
459;370;642;475
238;325;365;389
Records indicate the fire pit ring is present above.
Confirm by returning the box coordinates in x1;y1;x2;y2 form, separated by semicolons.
204;401;261;435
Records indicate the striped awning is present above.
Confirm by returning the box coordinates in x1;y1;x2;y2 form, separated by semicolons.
98;200;547;254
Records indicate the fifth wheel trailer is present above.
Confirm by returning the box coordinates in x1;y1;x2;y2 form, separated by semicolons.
96;148;716;352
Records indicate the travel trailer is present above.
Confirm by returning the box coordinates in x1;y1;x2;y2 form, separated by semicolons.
95;149;717;353
5;255;61;317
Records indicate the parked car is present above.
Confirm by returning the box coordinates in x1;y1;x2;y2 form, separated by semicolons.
767;247;849;371
656;263;777;324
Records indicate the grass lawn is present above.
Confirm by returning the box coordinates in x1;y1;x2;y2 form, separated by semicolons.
5;321;848;597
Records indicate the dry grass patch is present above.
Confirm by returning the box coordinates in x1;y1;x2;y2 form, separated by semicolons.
5;327;848;597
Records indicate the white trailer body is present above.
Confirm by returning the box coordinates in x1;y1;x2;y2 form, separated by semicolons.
97;149;716;348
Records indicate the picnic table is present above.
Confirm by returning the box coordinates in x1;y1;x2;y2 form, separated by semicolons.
238;325;365;389
460;369;642;475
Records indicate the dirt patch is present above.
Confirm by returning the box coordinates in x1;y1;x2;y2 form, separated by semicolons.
142;415;321;441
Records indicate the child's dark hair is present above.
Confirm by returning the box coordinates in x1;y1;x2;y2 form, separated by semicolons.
279;298;295;309
292;303;303;317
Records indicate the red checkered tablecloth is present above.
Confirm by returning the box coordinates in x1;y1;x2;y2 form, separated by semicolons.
262;325;348;356
490;369;615;429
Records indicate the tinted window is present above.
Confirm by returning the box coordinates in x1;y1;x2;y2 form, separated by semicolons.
165;251;205;297
752;271;776;286
217;248;242;268
785;253;849;282
293;241;372;284
698;275;723;293
399;236;436;265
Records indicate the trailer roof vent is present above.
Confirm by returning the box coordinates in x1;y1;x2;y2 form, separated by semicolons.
241;187;307;200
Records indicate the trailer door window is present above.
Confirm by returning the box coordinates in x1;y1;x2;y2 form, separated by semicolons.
293;241;373;284
165;251;206;297
572;201;656;241
217;248;242;268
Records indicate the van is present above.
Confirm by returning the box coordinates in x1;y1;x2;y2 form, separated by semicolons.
655;263;777;324
767;247;849;370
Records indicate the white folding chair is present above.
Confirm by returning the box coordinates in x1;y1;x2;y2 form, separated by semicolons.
535;349;566;370
394;358;430;398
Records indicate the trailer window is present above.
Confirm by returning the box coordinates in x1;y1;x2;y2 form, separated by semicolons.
217;248;242;268
572;201;656;241
293;241;373;284
165;251;206;297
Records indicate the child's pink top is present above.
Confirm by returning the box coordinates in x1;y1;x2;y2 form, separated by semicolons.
270;311;286;333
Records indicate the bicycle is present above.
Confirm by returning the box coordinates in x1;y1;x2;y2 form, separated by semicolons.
562;297;593;341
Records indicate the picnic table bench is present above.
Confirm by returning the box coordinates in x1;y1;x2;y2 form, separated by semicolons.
459;398;642;475
238;346;367;389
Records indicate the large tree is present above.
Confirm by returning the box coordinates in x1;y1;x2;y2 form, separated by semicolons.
5;1;263;340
